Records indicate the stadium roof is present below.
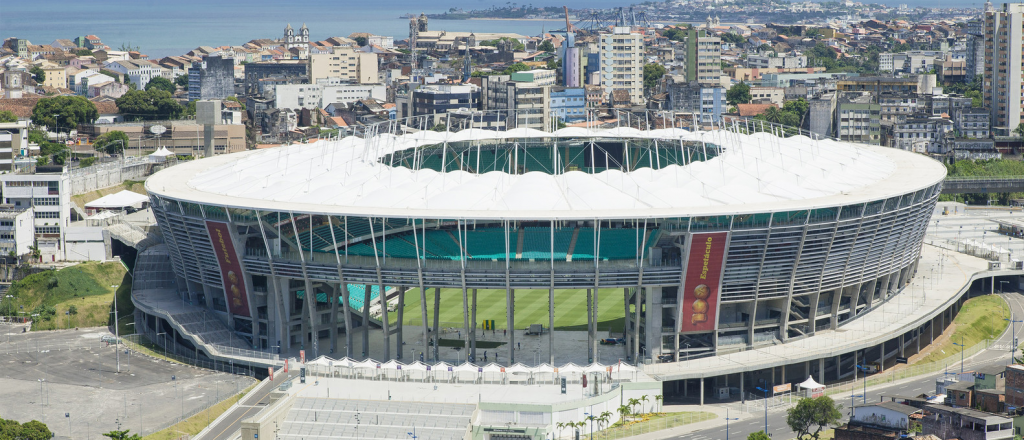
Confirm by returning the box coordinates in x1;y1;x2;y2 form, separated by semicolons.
147;127;947;220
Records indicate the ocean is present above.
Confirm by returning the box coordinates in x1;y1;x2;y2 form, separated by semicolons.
5;0;976;58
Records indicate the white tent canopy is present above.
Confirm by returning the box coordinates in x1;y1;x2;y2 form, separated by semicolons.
149;147;175;157
798;376;824;390
84;190;149;210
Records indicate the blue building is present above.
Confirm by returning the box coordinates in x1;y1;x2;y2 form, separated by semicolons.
550;87;586;123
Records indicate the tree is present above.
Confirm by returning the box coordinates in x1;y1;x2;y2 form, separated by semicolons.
726;82;751;105
94;130;130;155
431;123;447;132
145;76;176;94
640;395;650;414
1015;123;1024;138
617;404;631;422
226;96;247;111
29;65;45;83
115;89;183;121
643;63;666;92
539;39;555;52
102;429;142;440
80;157;97;168
747;431;771;440
654;395;663;413
627;397;640;415
0;110;17;123
174;75;189;87
16;420;51;440
502;62;530;75
720;32;746;45
31;95;99;132
354;36;368;47
760;106;784;124
786;396;843;440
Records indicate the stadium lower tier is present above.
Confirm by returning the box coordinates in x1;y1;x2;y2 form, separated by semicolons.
150;182;940;362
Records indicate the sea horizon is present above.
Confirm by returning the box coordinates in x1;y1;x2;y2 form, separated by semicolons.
5;0;983;59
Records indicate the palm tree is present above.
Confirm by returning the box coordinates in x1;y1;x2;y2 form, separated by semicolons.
654;395;663;413
555;422;566;439
617;404;631;423
627;398;640;416
640;395;650;414
599;411;612;430
761;106;784;124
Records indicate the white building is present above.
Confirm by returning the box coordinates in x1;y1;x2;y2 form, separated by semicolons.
103;59;161;90
322;83;386;105
746;54;807;69
0;168;71;261
368;35;394;49
274;84;323;110
599;27;644;105
0;121;29;171
0;207;34;257
308;46;378;85
64;227;108;261
69;70;116;95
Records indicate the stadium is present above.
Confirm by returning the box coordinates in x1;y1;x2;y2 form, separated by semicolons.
142;110;947;369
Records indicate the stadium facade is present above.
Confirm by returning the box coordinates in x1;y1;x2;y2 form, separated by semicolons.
144;112;947;366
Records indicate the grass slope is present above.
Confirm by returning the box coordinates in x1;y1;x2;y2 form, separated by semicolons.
394;288;626;333
0;262;130;330
916;294;1009;365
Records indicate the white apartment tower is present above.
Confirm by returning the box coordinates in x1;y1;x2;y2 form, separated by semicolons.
599;27;645;105
984;3;1024;135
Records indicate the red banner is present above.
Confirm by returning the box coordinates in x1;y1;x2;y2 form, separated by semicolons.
269;367;274;381
206;221;251;317
679;232;728;333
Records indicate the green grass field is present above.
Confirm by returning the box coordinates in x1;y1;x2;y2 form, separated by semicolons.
915;294;1009;364
392;288;626;333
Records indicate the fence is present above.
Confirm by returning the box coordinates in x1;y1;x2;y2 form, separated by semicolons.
122;333;264;377
141;377;256;436
582;412;716;440
823;338;993;397
69;155;156;195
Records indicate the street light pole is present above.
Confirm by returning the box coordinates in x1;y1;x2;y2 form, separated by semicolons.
953;336;966;374
724;408;738;440
856;365;869;404
755;380;769;434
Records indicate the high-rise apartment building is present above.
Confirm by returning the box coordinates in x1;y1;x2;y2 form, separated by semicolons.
682;29;722;86
984;3;1024;135
308;46;378;85
599;27;644;105
188;54;235;101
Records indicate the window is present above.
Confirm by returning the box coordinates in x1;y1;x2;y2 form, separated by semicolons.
35;211;59;219
36;226;59;234
33;198;58;206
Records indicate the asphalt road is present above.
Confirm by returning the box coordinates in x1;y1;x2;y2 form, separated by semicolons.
197;369;299;440
671;291;1024;440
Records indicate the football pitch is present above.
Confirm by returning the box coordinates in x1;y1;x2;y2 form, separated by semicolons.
392;288;626;333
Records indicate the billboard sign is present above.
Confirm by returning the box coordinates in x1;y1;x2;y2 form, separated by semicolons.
773;383;791;394
206;221;251;317
679;232;728;333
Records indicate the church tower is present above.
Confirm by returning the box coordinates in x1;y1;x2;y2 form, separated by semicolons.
285;23;294;45
300;23;309;44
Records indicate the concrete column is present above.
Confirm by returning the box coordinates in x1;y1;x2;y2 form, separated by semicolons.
818;358;825;384
380;283;391;360
362;286;371;358
835;356;841;381
419;286;430;361
781;365;786;384
899;333;905;358
916;328;921;355
587;289;594;362
471;289;478;362
396;288;405;359
433;288;441;362
700;377;704;407
804;360;809;380
592;287;599;362
634;287;642;363
330;285;339;355
772;367;776;385
548;284;554;365
509;289;516;364
854;351;859;382
461;284;470;359
683;379;688;397
740;372;745;403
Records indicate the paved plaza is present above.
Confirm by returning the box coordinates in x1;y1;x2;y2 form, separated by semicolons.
0;326;254;439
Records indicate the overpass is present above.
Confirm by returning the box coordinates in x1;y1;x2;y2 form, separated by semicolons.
942;176;1024;194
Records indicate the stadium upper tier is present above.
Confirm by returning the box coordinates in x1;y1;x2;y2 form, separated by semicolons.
147;127;944;221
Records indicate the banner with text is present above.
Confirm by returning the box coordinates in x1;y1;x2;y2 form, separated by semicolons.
206;220;251;317
679;232;728;333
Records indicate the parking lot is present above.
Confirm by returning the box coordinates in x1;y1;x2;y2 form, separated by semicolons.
0;325;254;439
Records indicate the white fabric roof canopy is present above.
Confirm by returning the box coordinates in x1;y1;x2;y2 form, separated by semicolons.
147;126;946;220
85;190;149;209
